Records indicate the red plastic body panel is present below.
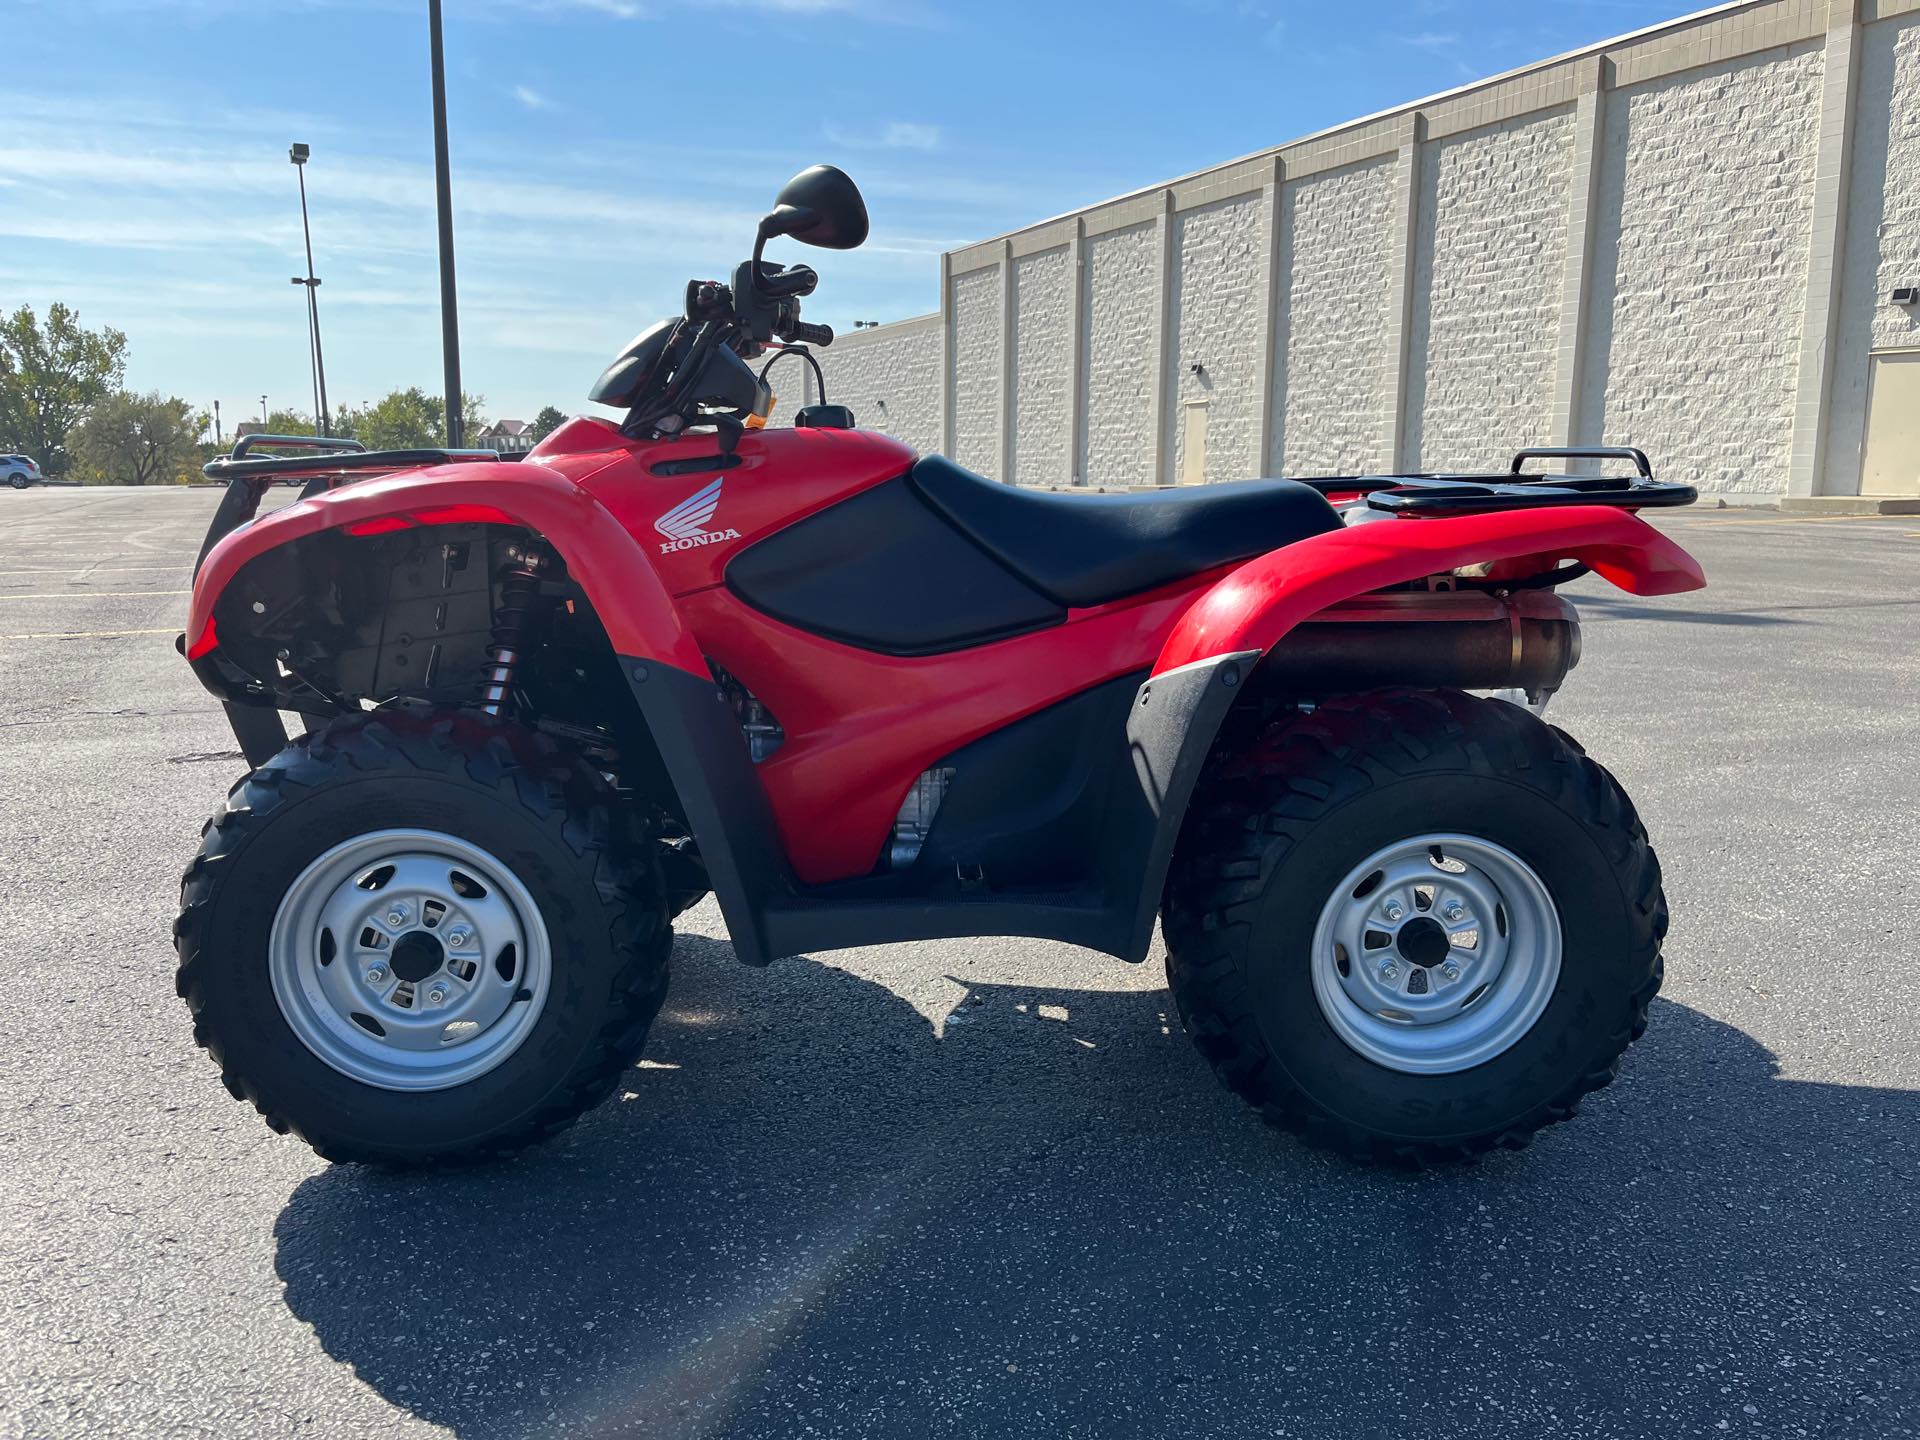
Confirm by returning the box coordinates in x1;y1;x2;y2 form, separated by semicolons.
189;456;708;676
676;570;1230;884
579;428;917;595
1154;506;1706;675
188;420;1706;894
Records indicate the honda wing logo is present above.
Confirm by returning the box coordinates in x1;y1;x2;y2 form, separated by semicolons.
653;477;742;554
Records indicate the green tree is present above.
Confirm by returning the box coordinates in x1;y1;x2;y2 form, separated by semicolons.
528;405;568;442
351;388;437;449
72;391;202;485
452;391;487;447
350;388;487;451
0;303;128;480
262;408;316;436
329;404;361;442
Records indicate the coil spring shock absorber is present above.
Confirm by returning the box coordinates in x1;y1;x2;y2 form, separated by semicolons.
478;546;544;716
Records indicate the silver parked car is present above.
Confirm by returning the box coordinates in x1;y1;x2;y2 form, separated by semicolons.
3;454;45;489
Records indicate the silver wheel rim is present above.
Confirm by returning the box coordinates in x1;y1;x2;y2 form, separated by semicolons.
268;829;552;1091
1309;833;1561;1075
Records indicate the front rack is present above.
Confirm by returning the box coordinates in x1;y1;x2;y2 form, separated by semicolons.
1298;447;1695;516
202;433;500;485
195;435;502;570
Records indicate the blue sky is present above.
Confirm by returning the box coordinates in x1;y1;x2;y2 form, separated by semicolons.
2;0;1687;428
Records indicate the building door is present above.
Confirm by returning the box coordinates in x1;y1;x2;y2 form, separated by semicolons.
1860;351;1920;496
1180;401;1209;487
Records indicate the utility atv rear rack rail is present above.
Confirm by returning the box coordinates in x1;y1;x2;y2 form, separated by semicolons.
1301;446;1696;516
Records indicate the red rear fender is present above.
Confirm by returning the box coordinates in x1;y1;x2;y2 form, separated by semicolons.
189;461;706;675
1154;505;1705;675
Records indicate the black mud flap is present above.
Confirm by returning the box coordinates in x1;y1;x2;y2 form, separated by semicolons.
620;657;789;967
191;476;291;768
226;703;290;769
1120;649;1263;962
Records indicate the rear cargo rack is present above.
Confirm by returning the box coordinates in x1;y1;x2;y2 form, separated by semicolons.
1299;447;1695;516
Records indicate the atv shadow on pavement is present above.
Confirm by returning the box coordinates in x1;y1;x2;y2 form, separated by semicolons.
274;932;1918;1440
1572;594;1807;627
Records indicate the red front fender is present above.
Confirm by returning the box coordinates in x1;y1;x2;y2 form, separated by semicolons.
188;462;708;676
1153;505;1706;675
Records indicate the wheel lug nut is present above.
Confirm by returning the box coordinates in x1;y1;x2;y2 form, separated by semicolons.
1383;903;1405;922
1379;960;1401;983
1441;962;1461;982
425;985;448;1005
385;903;410;927
366;964;389;985
445;928;471;949
1442;902;1465;922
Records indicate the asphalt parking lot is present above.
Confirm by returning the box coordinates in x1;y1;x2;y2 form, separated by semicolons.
1;486;1915;1439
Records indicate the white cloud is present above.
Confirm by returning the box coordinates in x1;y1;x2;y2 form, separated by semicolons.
823;120;942;152
511;84;553;110
505;0;649;17
882;121;941;151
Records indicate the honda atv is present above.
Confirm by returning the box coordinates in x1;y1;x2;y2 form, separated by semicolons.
175;165;1703;1167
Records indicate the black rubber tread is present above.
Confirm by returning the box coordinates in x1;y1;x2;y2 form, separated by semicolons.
173;705;672;1166
1161;687;1667;1166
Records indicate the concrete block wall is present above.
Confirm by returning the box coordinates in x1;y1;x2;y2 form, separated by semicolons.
947;265;1001;476
1577;42;1826;494
804;313;942;457
1275;159;1399;475
1010;245;1074;485
1080;221;1161;487
1824;11;1920;491
1407;110;1575;472
823;0;1920;499
1168;191;1269;484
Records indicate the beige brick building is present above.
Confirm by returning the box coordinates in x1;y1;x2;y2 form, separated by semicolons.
805;0;1920;507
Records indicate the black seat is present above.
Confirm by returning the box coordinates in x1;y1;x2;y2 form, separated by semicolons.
909;456;1344;608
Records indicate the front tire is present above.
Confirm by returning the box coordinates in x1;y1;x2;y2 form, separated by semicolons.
174;707;671;1165
1162;689;1666;1164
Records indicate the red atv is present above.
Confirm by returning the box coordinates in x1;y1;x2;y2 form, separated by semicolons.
177;166;1703;1166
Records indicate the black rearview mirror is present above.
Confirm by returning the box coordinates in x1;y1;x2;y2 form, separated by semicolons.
758;165;869;250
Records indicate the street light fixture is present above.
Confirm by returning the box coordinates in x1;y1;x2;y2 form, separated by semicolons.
289;142;332;437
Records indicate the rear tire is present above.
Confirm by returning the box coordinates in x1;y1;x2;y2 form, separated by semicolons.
174;707;671;1165
1162;688;1665;1164
8;474;27;489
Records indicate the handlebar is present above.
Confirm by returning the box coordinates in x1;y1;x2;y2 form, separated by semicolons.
783;319;833;347
757;263;818;300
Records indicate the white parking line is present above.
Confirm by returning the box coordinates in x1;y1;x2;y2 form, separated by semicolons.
0;567;190;576
0;590;190;601
0;627;180;641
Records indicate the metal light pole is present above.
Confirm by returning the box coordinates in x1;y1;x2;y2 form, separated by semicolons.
289;143;331;437
427;0;464;447
292;271;322;432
